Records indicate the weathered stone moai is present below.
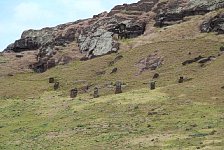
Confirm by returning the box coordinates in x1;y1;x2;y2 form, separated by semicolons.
49;77;55;83
110;67;118;74
178;76;184;83
70;88;78;98
115;81;122;94
93;87;99;98
54;82;59;90
150;81;156;90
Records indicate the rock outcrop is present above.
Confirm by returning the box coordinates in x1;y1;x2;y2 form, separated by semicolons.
108;21;146;39
154;0;224;27
135;52;163;75
109;0;159;16
201;13;224;33
5;37;41;53
78;29;119;59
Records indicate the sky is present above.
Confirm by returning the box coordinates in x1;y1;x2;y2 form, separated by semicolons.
0;0;138;51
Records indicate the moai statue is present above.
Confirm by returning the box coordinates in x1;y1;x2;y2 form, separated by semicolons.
70;88;78;98
178;76;184;83
150;81;156;90
93;87;99;98
54;82;59;90
152;73;159;79
49;77;55;83
115;81;122;94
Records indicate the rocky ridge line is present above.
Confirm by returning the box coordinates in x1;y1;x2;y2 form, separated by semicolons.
3;0;224;73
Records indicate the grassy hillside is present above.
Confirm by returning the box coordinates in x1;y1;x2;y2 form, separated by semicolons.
0;11;224;149
1;88;223;149
0;36;223;98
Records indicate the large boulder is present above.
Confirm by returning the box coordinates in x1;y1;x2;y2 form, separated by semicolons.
5;37;41;52
78;29;119;58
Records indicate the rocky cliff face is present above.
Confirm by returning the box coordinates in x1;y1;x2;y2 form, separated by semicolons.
154;0;224;27
3;0;224;73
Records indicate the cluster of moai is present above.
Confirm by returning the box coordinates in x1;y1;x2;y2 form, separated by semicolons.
48;73;187;98
48;77;124;98
48;77;100;98
49;78;60;90
150;73;188;90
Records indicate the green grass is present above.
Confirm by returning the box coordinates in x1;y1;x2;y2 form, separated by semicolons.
0;87;223;149
0;56;8;64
